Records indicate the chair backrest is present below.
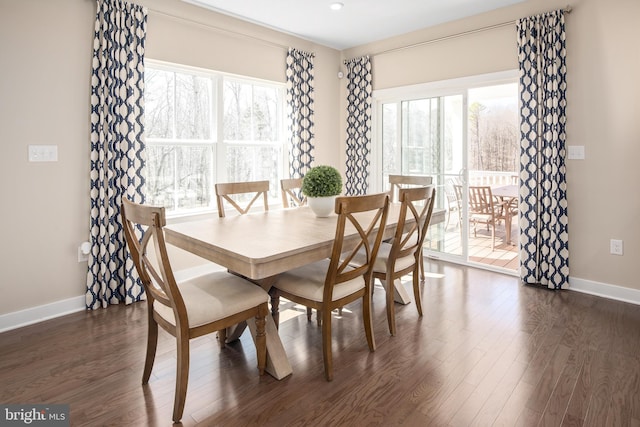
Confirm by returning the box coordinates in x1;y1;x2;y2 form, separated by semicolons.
453;184;464;210
324;193;390;302
445;179;461;209
468;185;497;216
121;199;186;323
215;180;270;218
388;185;436;265
280;178;306;208
388;175;433;202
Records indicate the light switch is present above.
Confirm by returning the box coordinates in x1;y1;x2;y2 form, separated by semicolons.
567;145;585;160
28;145;58;162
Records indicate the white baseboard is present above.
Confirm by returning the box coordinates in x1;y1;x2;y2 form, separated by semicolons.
0;295;86;334
570;277;640;306
2;269;637;334
0;264;225;333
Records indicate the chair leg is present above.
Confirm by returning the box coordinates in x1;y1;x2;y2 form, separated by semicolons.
419;248;425;283
142;316;158;384
363;286;376;351
217;329;227;347
173;331;190;423
306;307;313;322
413;266;423;317
384;277;396;336
321;307;333;381
255;305;268;376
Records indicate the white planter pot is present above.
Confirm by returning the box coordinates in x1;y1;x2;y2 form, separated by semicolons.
307;196;336;217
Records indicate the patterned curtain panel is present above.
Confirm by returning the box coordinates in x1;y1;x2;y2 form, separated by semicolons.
286;48;315;179
86;0;148;309
517;9;569;290
344;56;372;196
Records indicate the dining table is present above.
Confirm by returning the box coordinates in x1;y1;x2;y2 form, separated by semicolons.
491;184;518;245
164;203;444;380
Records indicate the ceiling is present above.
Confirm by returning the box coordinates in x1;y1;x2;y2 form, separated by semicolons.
183;0;525;50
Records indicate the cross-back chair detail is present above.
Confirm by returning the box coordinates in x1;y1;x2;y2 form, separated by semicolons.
388;174;433;202
280;178;307;208
271;193;390;381
372;185;436;335
121;199;269;423
387;174;433;282
215;180;270;217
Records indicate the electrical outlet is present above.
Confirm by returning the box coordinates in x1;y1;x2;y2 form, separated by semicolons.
610;239;623;256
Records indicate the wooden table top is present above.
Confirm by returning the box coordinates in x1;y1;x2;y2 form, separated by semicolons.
165;205;444;281
491;184;518;199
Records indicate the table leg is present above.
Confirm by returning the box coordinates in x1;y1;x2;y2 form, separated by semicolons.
379;279;412;305
246;315;292;380
225;273;292;380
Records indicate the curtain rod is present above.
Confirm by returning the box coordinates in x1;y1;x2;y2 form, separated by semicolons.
372;5;572;57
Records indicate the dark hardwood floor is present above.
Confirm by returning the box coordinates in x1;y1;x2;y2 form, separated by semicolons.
1;260;639;426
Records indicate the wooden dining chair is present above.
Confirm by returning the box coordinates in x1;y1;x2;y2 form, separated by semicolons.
387;174;433;282
215;180;270;217
280;178;306;208
353;186;435;336
467;185;507;251
121;199;269;423
388;174;433;202
271;192;390;381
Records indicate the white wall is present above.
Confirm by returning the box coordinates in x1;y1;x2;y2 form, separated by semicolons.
1;0;638;326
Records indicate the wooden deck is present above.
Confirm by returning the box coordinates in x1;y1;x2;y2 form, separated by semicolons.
426;211;519;271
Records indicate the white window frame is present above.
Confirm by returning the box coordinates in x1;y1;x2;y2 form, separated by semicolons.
145;59;288;219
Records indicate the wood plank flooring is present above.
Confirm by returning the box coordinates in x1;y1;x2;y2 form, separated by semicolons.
1;260;639;426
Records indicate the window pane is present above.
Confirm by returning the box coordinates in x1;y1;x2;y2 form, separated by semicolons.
225;146;281;198
175;74;212;139
381;103;398;189
468;83;518;173
253;85;279;141
146;145;176;209
223;81;251;141
145;145;214;210
402;99;439;175
175;145;214;209
145;69;174;139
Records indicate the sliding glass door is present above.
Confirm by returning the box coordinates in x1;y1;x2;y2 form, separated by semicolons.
374;72;519;272
379;93;467;261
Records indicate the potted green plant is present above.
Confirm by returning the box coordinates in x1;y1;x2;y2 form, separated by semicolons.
301;165;343;217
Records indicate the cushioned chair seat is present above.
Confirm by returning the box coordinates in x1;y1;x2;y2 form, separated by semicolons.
276;258;365;302
351;242;415;274
154;272;269;328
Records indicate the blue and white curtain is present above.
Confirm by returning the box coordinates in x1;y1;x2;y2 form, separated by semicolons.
344;56;372;196
517;9;569;290
286;48;315;179
86;0;147;309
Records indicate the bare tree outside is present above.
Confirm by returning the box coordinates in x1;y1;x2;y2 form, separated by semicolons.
468;84;518;174
145;64;285;213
